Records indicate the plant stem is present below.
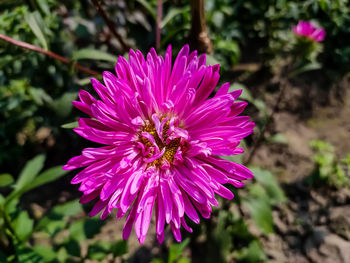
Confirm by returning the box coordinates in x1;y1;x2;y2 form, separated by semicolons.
156;0;163;50
91;0;130;53
245;78;289;165
0;34;99;76
189;0;213;54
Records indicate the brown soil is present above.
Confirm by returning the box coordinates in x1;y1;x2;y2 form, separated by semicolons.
250;76;350;263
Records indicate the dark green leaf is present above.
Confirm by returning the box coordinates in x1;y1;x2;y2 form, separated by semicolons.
64;238;81;257
111;240;128;257
87;241;111;260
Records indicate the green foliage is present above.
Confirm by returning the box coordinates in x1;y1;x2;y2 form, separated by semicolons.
242;167;285;235
152;238;190;263
309;140;349;188
0;155;128;262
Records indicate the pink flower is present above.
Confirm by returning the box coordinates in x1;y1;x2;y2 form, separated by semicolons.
63;45;254;244
292;21;326;42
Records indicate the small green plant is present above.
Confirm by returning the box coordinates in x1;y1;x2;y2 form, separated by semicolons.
308;140;349;188
0;155;128;262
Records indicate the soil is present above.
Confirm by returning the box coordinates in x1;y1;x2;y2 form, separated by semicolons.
250;75;350;263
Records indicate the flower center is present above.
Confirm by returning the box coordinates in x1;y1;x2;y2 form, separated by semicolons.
137;115;188;168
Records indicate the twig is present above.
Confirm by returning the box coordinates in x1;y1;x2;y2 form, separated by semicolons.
91;0;130;53
156;0;163;50
189;0;213;54
244;78;289;165
0;34;100;76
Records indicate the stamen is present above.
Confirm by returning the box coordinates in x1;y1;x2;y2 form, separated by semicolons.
138;115;187;168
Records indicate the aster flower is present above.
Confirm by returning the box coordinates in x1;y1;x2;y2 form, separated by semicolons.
63;45;254;244
292;21;326;42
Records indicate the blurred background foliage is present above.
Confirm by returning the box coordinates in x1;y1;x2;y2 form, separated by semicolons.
0;0;349;262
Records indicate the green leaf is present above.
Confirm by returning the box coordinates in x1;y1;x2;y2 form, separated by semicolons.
28;165;69;190
87;241;110;260
243;197;273;234
6;164;67;206
161;7;188;28
57;247;68;263
24;12;48;50
13;211;34;241
0;194;5;205
290;62;321;77
64;239;81;257
69;218;104;242
61;121;79;129
111;240;128;257
168;238;190;263
14;155;45;192
231;83;253;102
36;0;51;15
234;240;267;262
136;0;156;19
72;48;118;63
177;258;191;263
51;200;83;218
252;99;268;119
249;167;286;204
28;87;53;106
15;245;43;263
4;197;19;215
50;91;78;118
33;245;56;262
206;54;221;66
216;40;240;65
36;200;82;232
39;220;67;236
266;133;288;144
0;173;14;187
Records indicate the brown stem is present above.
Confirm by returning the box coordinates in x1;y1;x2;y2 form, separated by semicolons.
0;34;99;76
156;0;163;50
189;0;213;54
91;0;130;53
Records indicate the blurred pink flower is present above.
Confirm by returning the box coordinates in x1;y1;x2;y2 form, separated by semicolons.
63;45;254;244
292;21;326;42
